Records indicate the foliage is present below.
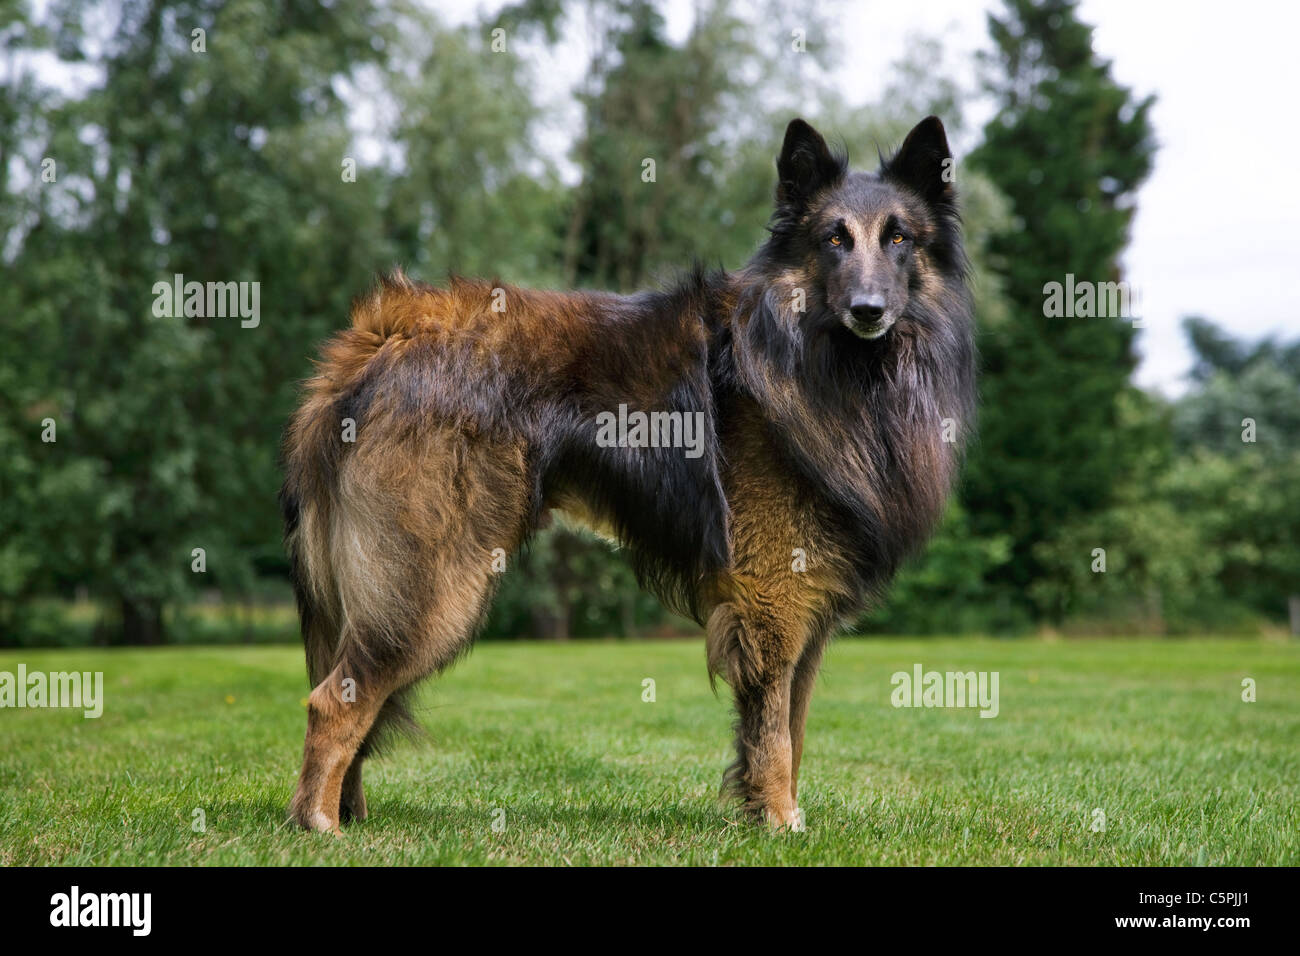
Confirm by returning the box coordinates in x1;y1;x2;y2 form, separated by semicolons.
963;0;1158;622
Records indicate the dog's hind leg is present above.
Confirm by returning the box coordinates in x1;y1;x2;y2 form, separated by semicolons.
338;691;410;822
337;692;417;823
290;653;392;834
337;695;411;823
292;559;509;833
340;756;367;824
290;431;531;833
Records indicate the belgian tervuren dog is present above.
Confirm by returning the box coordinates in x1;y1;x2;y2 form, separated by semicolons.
281;116;975;832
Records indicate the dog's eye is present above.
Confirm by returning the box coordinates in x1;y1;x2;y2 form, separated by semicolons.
891;233;905;244
828;234;842;247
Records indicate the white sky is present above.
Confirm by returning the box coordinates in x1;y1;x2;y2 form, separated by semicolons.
1081;0;1300;393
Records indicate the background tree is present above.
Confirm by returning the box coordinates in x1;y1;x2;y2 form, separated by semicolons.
963;0;1157;627
2;0;396;642
1165;318;1300;626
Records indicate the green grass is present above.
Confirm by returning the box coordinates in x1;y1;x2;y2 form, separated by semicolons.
1;637;1297;865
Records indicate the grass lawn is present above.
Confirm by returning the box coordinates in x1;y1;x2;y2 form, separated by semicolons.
1;637;1296;865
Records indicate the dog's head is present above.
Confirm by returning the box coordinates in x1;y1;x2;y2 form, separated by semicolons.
768;116;960;341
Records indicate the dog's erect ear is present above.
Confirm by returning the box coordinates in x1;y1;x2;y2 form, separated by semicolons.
776;119;845;210
882;116;954;208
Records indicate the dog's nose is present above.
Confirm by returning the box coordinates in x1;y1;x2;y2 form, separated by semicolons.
849;296;886;323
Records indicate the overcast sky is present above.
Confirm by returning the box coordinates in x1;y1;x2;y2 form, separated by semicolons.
464;0;1299;396
1079;0;1299;393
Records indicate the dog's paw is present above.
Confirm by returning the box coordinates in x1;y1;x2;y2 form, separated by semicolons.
289;800;343;836
764;804;805;831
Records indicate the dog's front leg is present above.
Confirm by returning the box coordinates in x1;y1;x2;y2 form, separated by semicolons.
737;671;801;828
709;603;802;829
788;637;827;808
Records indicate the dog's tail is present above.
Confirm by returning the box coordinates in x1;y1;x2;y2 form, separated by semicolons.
278;479;339;690
279;270;427;746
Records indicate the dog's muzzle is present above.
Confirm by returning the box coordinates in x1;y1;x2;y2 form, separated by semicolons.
843;313;895;340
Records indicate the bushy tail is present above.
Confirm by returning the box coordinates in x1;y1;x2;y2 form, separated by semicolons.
279;483;338;688
281;424;427;755
279;271;431;750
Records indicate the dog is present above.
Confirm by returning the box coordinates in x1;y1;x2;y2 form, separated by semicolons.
280;116;976;832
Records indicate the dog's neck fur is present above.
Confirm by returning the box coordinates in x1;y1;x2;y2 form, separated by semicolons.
707;258;975;599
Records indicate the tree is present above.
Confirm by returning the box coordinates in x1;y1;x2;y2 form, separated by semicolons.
1;0;396;642
560;0;766;289
1166;318;1300;625
964;0;1157;624
385;13;565;284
